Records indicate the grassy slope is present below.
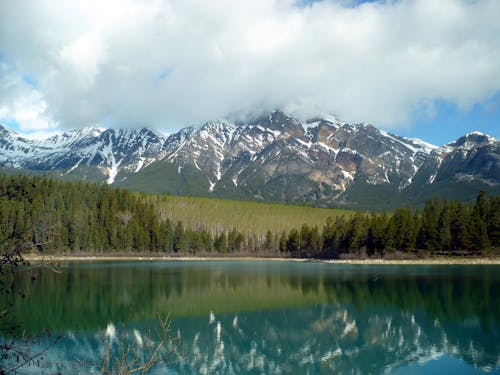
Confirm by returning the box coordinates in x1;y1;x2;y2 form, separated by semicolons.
150;194;353;237
342;176;500;211
117;161;211;196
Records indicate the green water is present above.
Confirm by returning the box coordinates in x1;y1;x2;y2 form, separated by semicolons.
4;261;500;374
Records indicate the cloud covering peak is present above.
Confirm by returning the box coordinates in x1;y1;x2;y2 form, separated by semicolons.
1;0;499;132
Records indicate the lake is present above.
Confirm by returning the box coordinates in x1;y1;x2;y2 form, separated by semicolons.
4;260;500;374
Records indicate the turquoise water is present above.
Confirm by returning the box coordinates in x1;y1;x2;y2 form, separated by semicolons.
4;261;500;374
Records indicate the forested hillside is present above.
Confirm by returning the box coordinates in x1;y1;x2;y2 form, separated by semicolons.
0;174;498;257
151;195;350;240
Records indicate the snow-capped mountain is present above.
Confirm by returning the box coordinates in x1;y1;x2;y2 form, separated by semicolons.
1;111;498;208
0;126;167;184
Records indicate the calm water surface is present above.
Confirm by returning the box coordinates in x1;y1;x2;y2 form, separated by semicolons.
6;261;500;374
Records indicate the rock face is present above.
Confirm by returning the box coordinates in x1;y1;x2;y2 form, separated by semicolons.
0;126;167;184
1;111;499;208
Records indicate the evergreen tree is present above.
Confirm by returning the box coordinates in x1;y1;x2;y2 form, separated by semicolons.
227;229;244;252
475;190;487;220
279;231;287;253
437;204;451;252
173;221;186;253
300;224;321;257
264;230;273;252
286;228;300;255
200;230;213;253
486;197;500;247
392;209;409;253
0;173;497;258
416;199;441;252
214;232;227;253
449;202;470;251
346;213;367;252
469;206;490;253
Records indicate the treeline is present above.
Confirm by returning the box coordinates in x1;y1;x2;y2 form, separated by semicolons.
0;174;498;256
0;174;249;254
0;174;163;253
285;191;499;258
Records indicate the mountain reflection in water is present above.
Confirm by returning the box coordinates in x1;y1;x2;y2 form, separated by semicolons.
5;261;500;374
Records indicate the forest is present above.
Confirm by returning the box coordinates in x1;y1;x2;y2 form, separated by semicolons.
0;173;498;258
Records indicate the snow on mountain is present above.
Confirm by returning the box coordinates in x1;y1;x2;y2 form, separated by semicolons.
0;124;167;182
1;112;498;207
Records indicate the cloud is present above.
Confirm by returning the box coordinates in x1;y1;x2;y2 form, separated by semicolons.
0;0;499;132
0;63;57;133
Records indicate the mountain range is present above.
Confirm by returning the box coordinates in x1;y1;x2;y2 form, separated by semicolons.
1;110;499;209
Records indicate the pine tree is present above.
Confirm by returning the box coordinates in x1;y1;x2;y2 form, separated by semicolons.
279;231;287;253
449;202;470;251
286;228;300;255
173;221;186;253
200;230;213;253
214;232;227;253
416;199;441;252
486;197;500;248
228;229;244;252
264;230;273;252
469;206;490;253
321;216;337;258
437;205;451;252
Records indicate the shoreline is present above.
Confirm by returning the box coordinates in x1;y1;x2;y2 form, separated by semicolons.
22;254;500;265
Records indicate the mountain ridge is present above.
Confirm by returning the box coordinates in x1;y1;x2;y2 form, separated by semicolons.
1;111;498;209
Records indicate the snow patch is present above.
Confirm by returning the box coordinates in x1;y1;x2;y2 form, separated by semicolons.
340;147;365;158
379;129;438;155
317;142;339;154
301;121;319;133
134;157;145;173
65;158;85;175
466;131;486;137
208;179;216;192
296;138;312;148
341;170;354;180
256;125;281;137
194;159;202;170
428;157;443;184
107;158;123;184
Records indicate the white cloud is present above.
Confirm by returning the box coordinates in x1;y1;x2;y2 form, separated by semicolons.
0;0;499;132
0;63;57;132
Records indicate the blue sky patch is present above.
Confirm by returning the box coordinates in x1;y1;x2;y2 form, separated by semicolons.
392;93;500;146
22;73;37;88
158;67;174;81
296;0;381;8
0;117;21;131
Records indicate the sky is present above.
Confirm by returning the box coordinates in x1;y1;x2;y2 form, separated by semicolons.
0;0;499;145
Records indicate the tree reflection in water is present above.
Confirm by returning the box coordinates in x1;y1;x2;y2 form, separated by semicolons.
4;261;500;374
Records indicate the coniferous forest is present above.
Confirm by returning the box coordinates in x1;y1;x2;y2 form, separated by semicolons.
0;174;498;258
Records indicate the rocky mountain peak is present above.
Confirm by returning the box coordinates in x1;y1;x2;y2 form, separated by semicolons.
447;131;496;150
0;124;16;137
0;113;498;209
42;126;104;148
246;110;305;139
